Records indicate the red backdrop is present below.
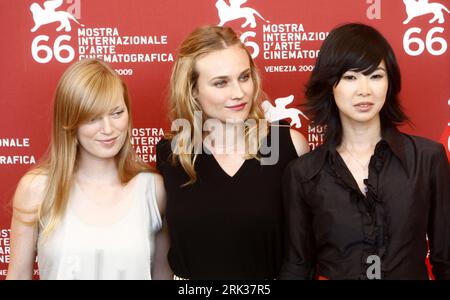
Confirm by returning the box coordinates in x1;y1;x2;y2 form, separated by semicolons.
0;0;449;279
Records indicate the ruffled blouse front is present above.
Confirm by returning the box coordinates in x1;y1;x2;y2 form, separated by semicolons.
328;141;390;279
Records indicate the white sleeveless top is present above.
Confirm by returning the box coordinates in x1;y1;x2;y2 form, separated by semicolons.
37;173;162;280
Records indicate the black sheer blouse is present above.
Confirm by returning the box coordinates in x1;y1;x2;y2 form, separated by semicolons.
157;124;298;279
279;127;450;280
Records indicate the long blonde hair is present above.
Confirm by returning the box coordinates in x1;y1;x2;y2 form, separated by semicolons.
167;26;268;185
34;59;149;238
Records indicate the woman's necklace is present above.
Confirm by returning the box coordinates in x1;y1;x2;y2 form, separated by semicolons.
342;147;372;194
344;147;370;171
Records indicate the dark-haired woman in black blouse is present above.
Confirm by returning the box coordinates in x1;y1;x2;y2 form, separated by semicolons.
279;23;450;280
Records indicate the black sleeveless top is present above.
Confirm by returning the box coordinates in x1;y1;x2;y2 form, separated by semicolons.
156;124;298;279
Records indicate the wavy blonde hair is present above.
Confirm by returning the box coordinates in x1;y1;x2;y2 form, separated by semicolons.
167;26;268;185
31;59;149;238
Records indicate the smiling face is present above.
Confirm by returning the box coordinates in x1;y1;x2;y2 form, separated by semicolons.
193;44;254;123
76;94;129;161
333;61;388;126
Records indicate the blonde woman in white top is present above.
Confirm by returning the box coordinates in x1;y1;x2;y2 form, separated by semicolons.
6;59;172;280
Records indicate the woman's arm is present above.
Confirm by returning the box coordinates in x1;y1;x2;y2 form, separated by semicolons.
6;173;45;280
278;160;316;279
289;129;310;157
428;144;450;280
151;173;173;280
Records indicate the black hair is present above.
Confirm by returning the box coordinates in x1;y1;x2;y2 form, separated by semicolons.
305;23;409;145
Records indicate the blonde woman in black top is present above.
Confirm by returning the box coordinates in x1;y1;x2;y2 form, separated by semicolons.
157;26;309;279
280;23;450;280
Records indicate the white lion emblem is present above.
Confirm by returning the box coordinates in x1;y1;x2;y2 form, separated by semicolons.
216;0;268;28
403;0;450;24
262;95;308;128
30;0;84;32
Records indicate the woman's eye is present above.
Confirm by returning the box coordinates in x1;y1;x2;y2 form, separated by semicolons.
88;117;100;123
214;80;227;88
239;74;250;81
342;75;356;80
111;110;124;118
371;74;384;79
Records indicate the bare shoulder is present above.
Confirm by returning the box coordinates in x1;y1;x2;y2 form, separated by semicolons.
14;171;47;212
150;172;167;215
289;129;310;156
152;172;165;193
